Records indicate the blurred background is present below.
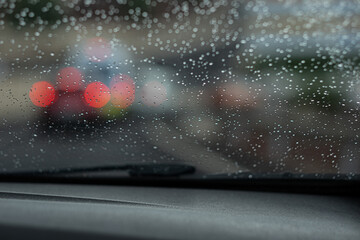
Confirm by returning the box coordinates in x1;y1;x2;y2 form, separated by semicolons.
0;0;360;176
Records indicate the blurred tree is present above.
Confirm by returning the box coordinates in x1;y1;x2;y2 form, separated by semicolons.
2;0;63;27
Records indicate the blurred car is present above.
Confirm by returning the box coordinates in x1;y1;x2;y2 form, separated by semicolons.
29;37;137;125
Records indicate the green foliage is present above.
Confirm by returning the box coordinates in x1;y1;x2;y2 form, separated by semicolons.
252;56;352;111
5;0;62;27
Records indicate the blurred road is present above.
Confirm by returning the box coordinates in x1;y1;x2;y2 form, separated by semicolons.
0;115;246;174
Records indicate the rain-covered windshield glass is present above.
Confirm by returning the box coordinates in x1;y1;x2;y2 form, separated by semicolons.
0;0;359;178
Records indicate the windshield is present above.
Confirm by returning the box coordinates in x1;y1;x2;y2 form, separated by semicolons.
0;0;359;179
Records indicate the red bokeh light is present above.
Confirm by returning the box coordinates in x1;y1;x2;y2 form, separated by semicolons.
56;67;84;92
29;81;56;107
84;82;111;108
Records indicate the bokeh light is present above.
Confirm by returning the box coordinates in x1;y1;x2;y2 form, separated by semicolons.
214;83;254;108
109;74;135;109
56;67;84;92
111;81;135;109
29;81;56;107
84;82;111;108
141;80;167;107
84;37;111;63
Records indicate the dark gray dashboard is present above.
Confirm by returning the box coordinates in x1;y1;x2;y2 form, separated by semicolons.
0;183;359;240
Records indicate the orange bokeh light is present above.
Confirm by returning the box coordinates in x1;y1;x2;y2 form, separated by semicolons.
111;81;135;109
109;74;135;109
56;67;84;92
84;82;111;108
29;81;56;107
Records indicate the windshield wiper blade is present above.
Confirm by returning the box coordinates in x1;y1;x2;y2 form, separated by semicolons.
0;163;196;178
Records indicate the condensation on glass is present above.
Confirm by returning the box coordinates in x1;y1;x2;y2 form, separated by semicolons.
0;0;359;177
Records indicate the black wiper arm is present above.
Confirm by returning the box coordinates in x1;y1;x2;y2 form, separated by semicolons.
0;163;196;178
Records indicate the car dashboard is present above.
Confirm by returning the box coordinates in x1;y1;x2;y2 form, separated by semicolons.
0;182;359;240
